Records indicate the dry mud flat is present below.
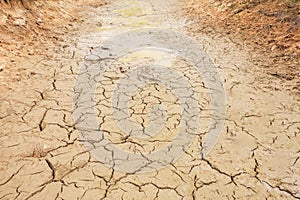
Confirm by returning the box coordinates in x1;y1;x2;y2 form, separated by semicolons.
0;0;299;199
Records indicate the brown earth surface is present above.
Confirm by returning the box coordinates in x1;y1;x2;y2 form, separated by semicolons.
184;0;300;94
0;0;299;199
0;0;107;77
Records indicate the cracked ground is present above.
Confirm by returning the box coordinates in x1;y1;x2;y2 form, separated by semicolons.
0;0;299;199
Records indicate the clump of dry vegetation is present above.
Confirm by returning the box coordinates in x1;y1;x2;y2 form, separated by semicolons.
0;0;33;8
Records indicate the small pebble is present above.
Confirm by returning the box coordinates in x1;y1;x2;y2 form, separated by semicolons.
28;49;34;55
36;18;43;24
271;46;277;51
13;18;26;26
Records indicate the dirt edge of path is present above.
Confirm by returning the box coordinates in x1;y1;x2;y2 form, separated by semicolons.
0;0;107;75
183;0;299;95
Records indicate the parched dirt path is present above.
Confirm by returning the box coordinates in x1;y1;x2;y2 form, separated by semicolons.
0;0;299;199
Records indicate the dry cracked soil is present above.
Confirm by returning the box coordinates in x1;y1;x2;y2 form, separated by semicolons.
0;0;299;199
